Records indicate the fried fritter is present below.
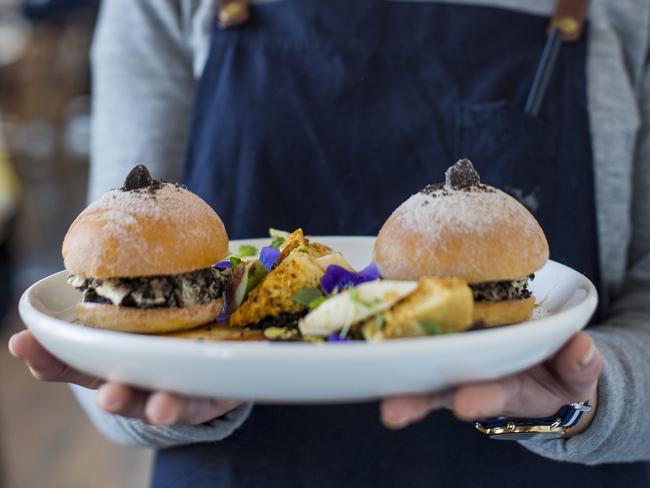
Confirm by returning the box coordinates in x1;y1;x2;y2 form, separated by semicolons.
361;277;473;340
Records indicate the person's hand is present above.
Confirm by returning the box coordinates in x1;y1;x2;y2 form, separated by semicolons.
8;330;242;425
380;332;602;437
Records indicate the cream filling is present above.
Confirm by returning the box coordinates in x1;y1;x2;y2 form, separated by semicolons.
66;271;221;308
94;281;131;305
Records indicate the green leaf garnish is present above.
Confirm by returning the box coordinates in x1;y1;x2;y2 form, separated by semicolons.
268;228;290;250
238;244;258;257
229;256;242;268
307;295;328;310
270;236;285;250
419;319;443;335
292;287;324;308
245;261;268;294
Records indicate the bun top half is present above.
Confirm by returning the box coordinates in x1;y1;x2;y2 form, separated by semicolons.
62;167;228;279
373;160;548;283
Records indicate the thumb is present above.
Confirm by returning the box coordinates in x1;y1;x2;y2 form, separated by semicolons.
551;332;602;402
8;330;103;389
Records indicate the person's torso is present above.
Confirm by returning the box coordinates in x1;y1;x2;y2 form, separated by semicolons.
155;1;648;486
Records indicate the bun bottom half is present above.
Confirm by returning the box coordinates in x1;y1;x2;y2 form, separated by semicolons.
76;298;223;334
164;323;265;341
473;298;536;327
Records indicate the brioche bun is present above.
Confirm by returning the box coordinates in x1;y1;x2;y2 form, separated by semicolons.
374;185;548;283
472;298;536;328
62;183;228;279
76;298;224;334
63;166;229;334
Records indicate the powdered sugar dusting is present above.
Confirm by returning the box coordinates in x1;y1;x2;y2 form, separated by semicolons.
64;182;227;277
86;184;197;224
401;186;533;234
376;184;548;282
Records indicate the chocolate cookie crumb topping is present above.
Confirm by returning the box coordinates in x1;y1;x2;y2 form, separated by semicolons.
420;183;447;196
445;159;480;189
470;275;534;302
122;164;154;191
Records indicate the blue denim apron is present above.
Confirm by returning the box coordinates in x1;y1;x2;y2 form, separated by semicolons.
154;2;649;486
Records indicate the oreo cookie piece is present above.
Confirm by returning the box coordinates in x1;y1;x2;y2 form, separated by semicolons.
122;164;154;191
444;159;481;189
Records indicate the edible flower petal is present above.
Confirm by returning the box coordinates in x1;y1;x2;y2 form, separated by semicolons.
358;262;381;281
327;332;347;342
215;261;231;269
259;246;281;271
216;309;229;323
320;262;381;295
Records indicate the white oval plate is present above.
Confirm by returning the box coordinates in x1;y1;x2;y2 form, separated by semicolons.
19;236;597;402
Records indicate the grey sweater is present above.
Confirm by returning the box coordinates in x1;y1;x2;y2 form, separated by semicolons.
75;0;650;465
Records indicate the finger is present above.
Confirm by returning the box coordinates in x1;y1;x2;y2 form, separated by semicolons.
551;332;603;400
453;334;603;421
8;331;103;389
453;376;521;421
96;383;148;419
380;390;454;429
145;392;242;426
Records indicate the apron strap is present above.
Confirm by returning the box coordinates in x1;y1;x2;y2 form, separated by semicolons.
216;0;589;40
218;0;250;28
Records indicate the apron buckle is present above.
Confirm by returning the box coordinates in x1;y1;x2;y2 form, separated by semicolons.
218;0;250;28
549;0;590;42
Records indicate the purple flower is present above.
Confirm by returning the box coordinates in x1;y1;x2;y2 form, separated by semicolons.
320;266;353;295
320;262;381;296
216;307;229;324
358;262;381;281
327;332;347;342
259;246;281;271
215;261;232;269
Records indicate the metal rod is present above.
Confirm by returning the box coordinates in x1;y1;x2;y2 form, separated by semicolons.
524;28;564;117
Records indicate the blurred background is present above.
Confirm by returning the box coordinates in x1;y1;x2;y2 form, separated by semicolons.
0;0;152;486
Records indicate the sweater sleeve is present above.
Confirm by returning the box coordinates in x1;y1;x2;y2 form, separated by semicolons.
79;0;253;448
519;45;650;466
71;386;252;448
88;0;196;200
